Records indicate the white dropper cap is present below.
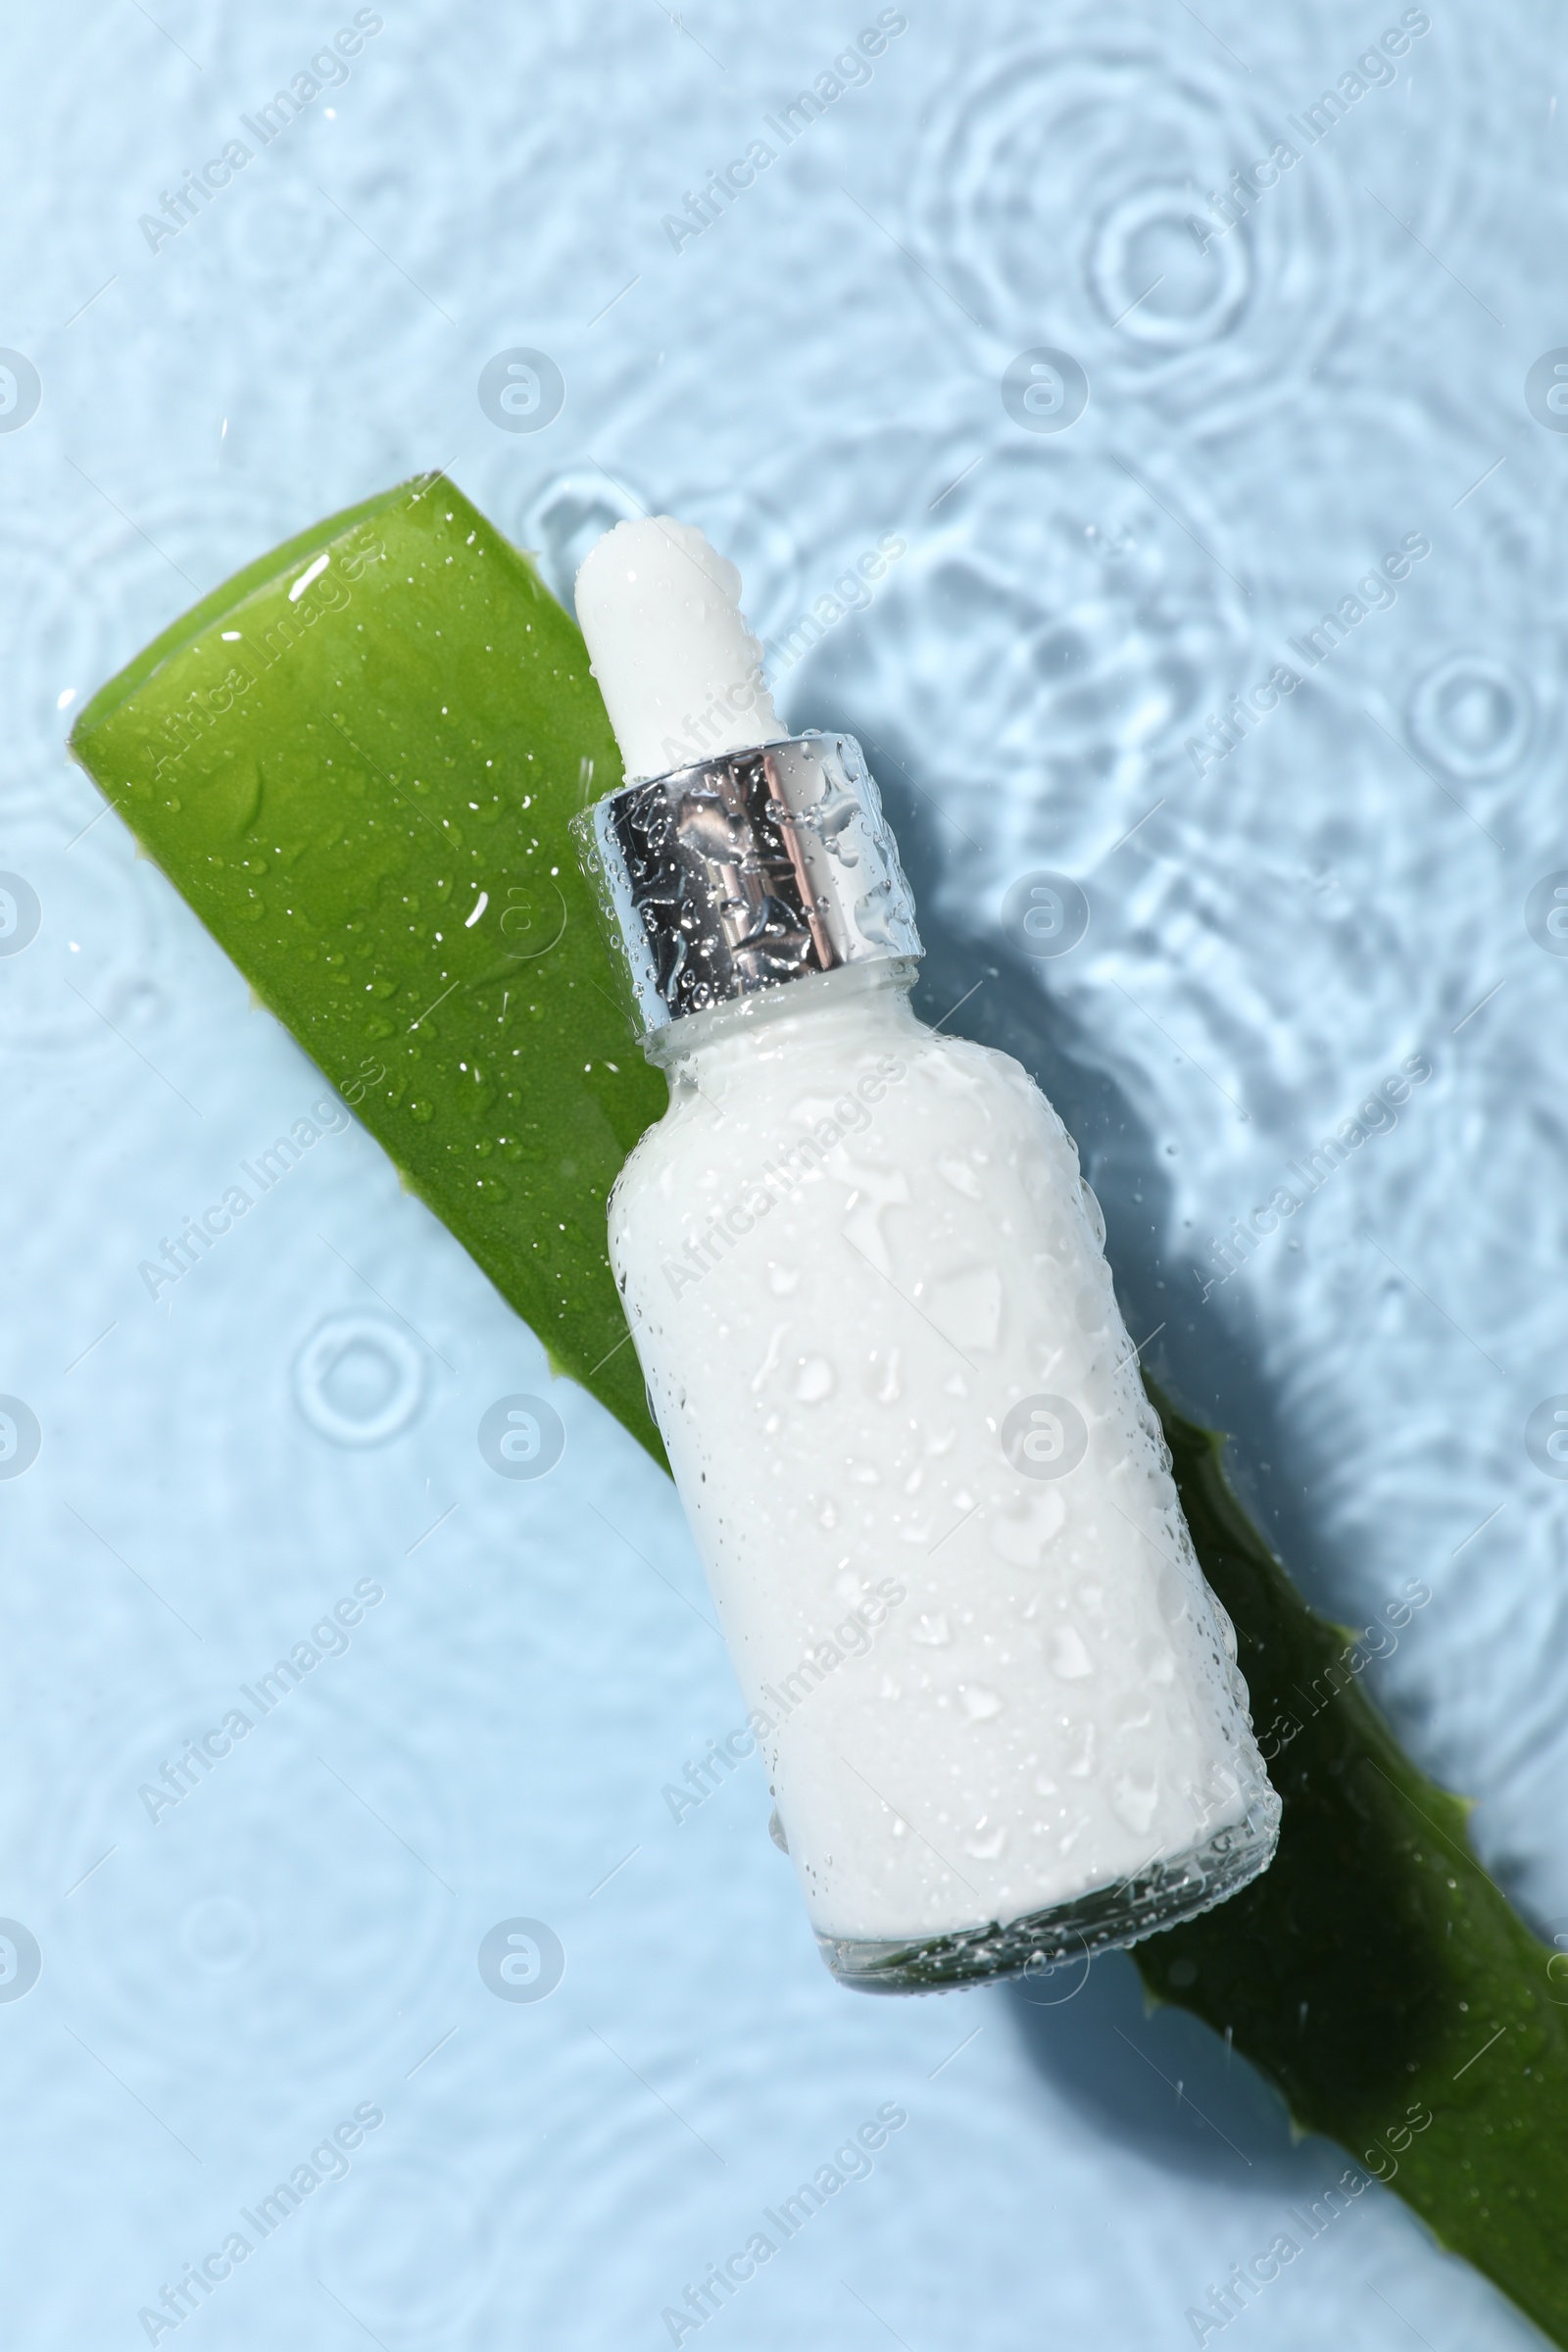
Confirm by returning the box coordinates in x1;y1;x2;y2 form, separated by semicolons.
574;516;785;785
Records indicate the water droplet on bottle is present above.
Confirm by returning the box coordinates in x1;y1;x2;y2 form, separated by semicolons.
1111;1769;1160;1836
1049;1625;1095;1680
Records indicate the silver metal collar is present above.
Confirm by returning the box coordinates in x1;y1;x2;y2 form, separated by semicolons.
570;731;922;1035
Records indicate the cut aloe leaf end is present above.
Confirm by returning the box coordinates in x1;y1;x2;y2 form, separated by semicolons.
69;472;668;1464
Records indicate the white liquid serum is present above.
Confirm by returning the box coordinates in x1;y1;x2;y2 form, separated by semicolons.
572;517;1279;1992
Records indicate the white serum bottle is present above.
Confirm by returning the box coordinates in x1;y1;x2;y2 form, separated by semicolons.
572;517;1279;1993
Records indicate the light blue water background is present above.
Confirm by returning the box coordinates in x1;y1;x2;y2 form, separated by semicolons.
1;1;1564;2344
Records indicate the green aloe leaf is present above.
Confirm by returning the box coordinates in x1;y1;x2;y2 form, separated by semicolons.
1138;1386;1568;2342
71;475;1566;2342
70;472;667;1462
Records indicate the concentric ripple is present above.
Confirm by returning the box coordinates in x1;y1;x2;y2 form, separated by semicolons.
1407;653;1534;780
784;435;1251;908
47;1688;456;2085
916;39;1354;426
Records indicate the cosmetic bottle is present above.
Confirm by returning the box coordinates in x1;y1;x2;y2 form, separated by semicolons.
572;518;1279;1991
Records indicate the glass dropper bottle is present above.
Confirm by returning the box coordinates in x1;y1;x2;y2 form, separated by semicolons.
571;515;1279;1992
